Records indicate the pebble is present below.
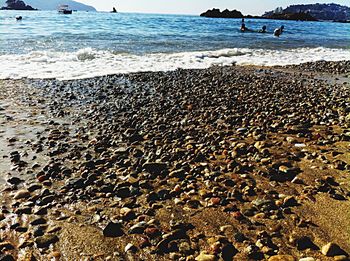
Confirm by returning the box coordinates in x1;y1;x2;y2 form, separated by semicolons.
321;242;347;257
0;241;15;250
268;255;295;261
30;217;47;225
13;189;31;199
219;225;233;232
103;221;124;237
334;255;349;261
195;252;217;261
7;177;23;185
0;254;15;261
295;236;318;250
34;234;59;248
128;222;147;234
124;243;137;253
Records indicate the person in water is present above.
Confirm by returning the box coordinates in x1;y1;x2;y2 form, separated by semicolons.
259;25;267;33
274;25;284;37
240;18;247;32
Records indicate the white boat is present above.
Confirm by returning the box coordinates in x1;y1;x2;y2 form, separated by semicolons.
58;5;72;14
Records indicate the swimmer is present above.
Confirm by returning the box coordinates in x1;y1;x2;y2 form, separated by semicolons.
274;25;284;37
259;25;267;33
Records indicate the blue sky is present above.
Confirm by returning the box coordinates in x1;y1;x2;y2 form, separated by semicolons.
79;0;349;15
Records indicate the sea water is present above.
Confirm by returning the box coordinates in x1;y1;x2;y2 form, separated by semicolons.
1;10;349;80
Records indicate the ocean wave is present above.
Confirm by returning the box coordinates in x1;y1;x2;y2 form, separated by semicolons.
0;47;349;80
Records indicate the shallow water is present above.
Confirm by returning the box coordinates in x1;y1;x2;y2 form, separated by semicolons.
1;11;350;79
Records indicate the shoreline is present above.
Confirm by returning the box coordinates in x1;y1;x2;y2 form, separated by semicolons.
0;61;349;260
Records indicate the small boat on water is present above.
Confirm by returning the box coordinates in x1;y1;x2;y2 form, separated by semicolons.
58;5;72;14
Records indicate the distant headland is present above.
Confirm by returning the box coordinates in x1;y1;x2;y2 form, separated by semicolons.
201;3;350;22
0;0;36;10
0;0;96;11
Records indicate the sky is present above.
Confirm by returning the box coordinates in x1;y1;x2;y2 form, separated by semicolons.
78;0;350;15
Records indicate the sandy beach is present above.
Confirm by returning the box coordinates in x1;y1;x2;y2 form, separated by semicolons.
0;61;349;261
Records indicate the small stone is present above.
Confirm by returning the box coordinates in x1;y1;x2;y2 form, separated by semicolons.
278;165;292;173
142;162;167;174
128;222;147;234
169;253;182;260
291;177;303;184
15;207;32;214
283;196;298;207
13;189;31;199
0;241;15;250
124;243;137;253
296;236;318;251
120;207;135;220
7;177;23;185
210;197;221;205
144;227;160;238
286;137;297;144
27;183;42;192
35;235;59;248
48;252;61;259
334;255;349;261
219;225;233;232
321;242;347;257
0;254;15;261
18;240;34;248
178;241;191;254
268;255;295;261
221;243;238;260
103;222;124;237
195;252;217;261
30;217;47;225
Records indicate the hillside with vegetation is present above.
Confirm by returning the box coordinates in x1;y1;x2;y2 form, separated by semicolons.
0;0;96;11
0;0;36;10
263;3;350;21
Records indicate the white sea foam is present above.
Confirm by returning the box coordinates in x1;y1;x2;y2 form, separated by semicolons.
0;47;349;80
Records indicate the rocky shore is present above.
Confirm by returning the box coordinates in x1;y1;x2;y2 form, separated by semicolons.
0;61;349;261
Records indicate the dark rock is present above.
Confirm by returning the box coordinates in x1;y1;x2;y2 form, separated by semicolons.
296;236;319;250
0;242;14;251
27;183;42;192
0;254;15;261
7;177;23;185
115;187;131;198
221;243;238;260
200;8;244;18
15;207;32;214
128;222;147;234
103;221;124;237
31;217;47;225
35;234;59;248
321;242;348;257
143;162;168;175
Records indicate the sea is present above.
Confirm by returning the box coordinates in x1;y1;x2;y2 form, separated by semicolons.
1;10;350;80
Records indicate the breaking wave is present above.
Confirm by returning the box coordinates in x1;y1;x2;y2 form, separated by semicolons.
0;47;349;80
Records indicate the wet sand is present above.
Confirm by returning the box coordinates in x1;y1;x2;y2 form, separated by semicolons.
0;61;349;261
